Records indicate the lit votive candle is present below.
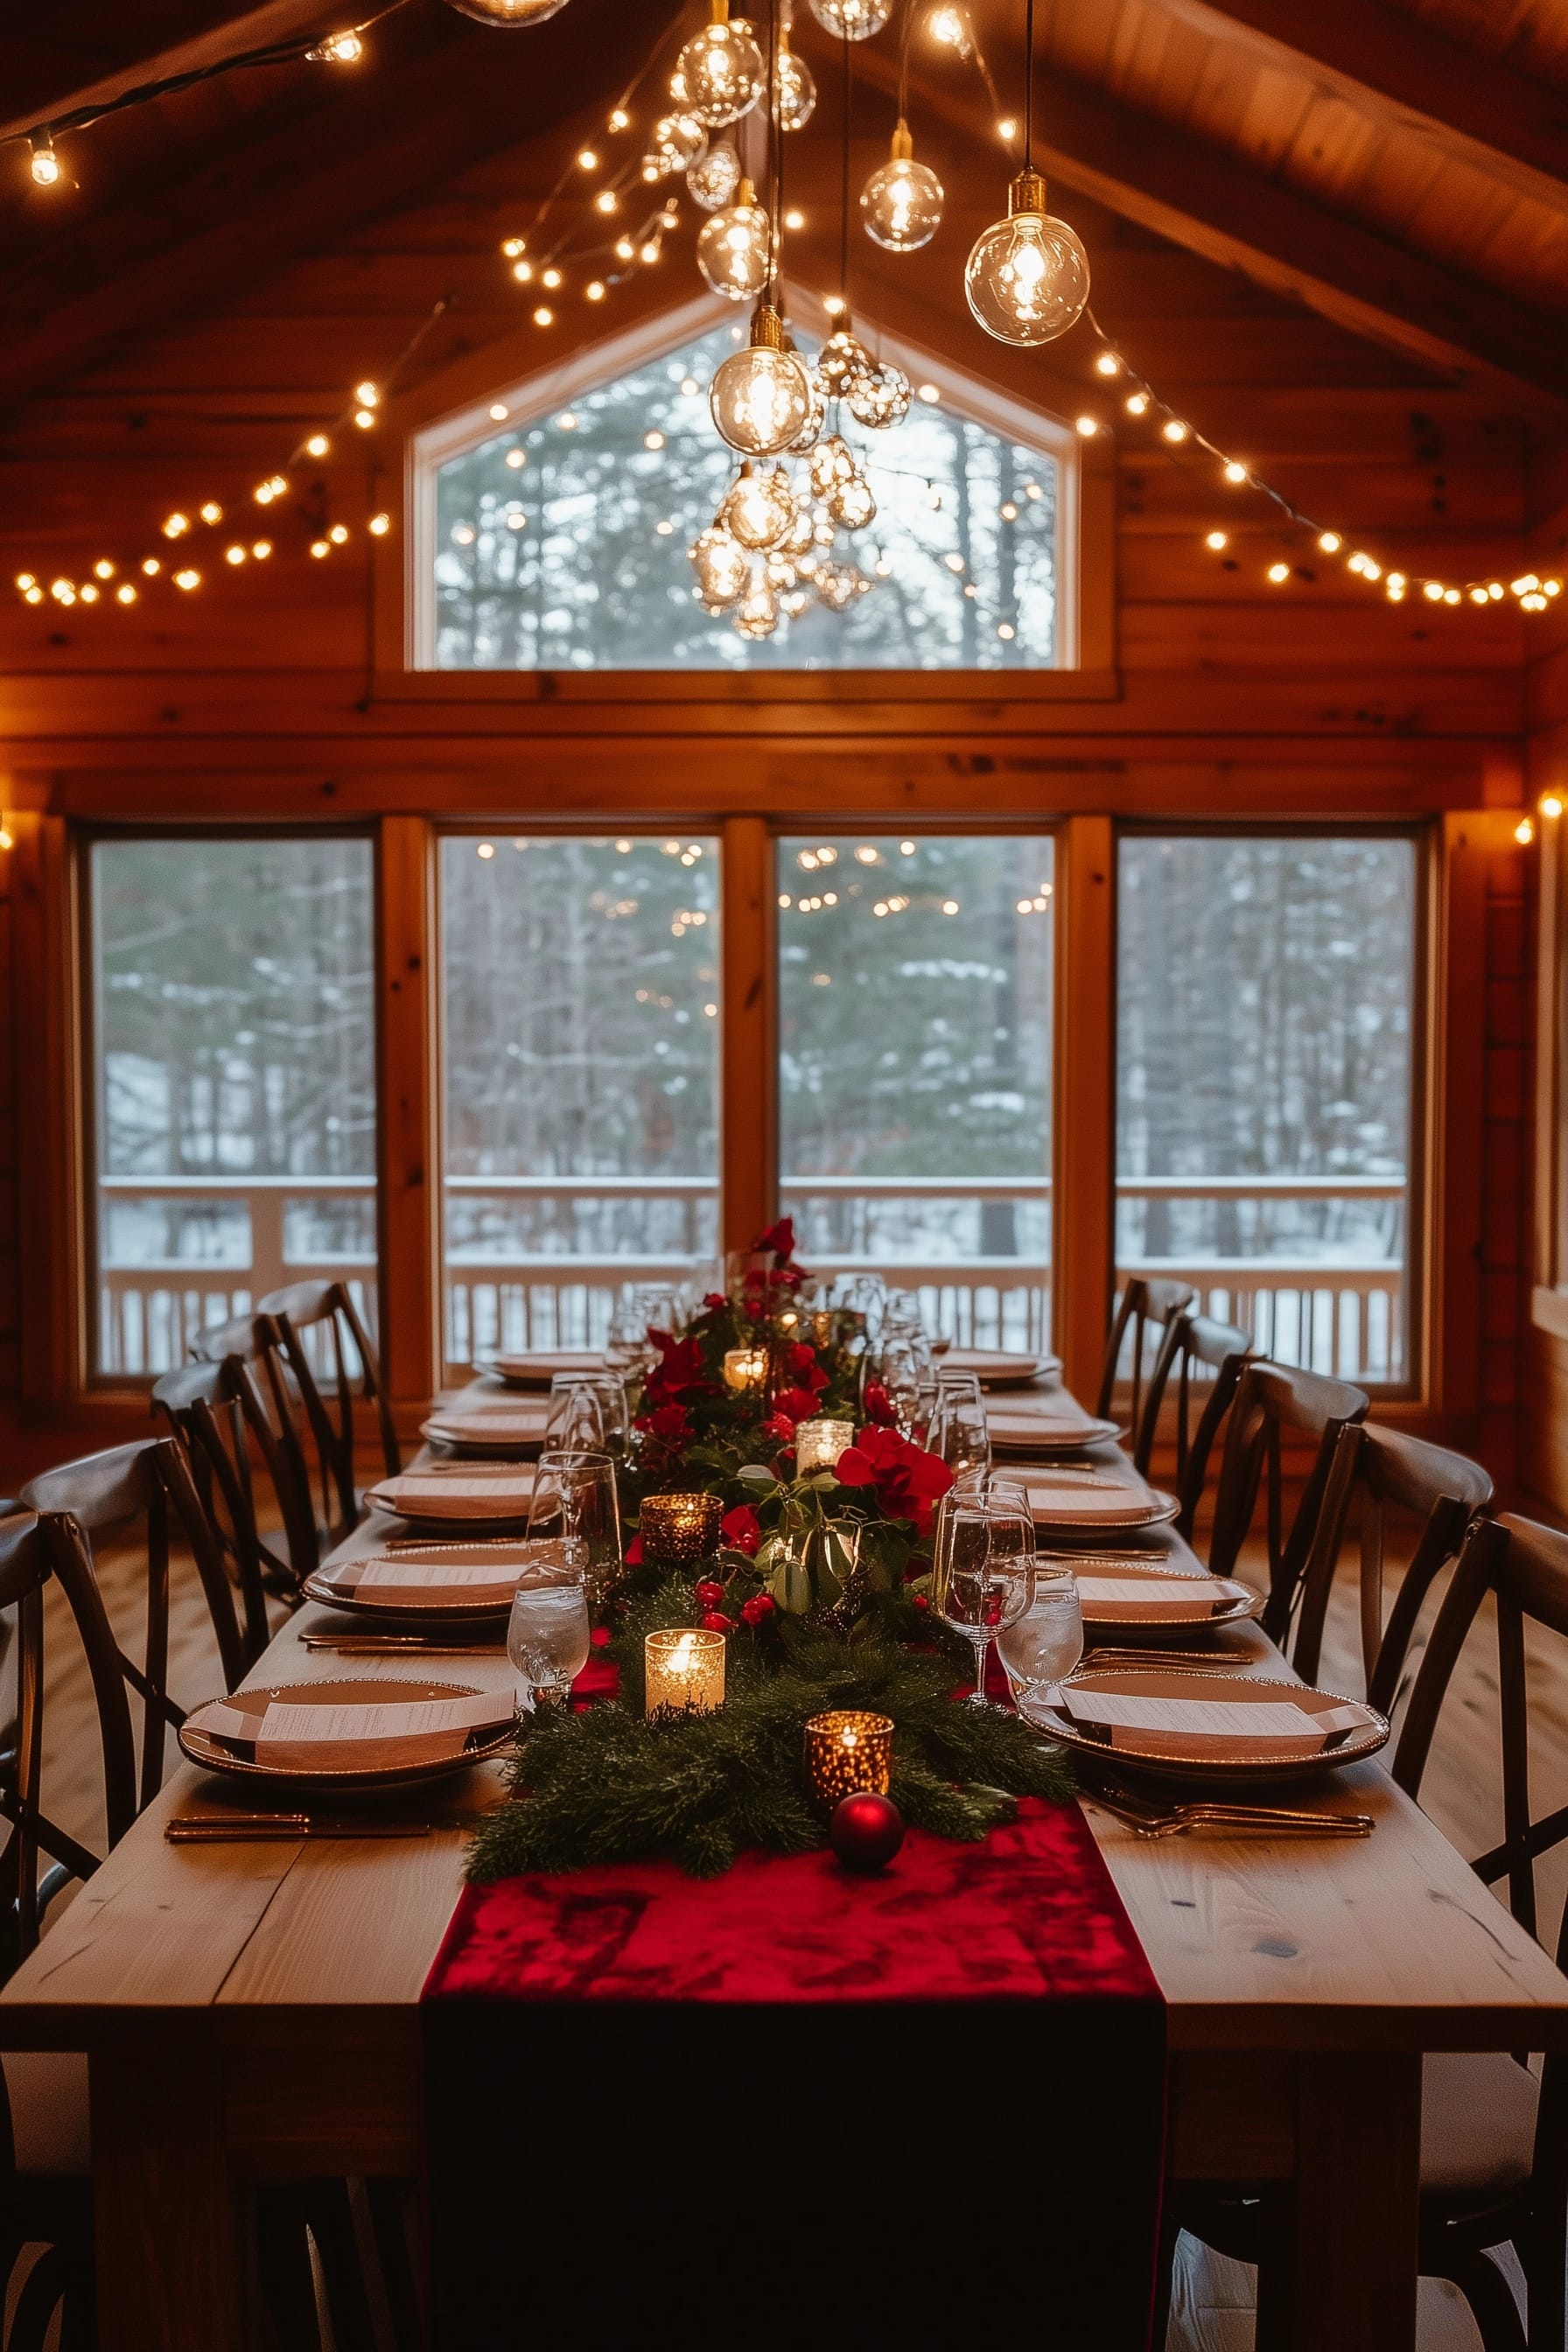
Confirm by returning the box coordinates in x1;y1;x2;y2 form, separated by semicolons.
795;1418;855;1474
646;1627;726;1717
723;1346;767;1392
639;1490;724;1566
804;1710;894;1805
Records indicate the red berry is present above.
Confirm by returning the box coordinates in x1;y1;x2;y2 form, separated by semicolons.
913;1593;929;1614
701;1611;735;1634
740;1593;776;1626
695;1580;724;1607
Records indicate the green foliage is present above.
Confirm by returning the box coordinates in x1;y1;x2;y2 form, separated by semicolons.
466;1578;1074;1882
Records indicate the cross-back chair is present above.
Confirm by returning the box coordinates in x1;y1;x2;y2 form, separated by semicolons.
1092;1275;1196;1431
1289;1420;1494;1702
192;1309;334;1584
1203;1358;1369;1638
21;1438;246;1816
257;1276;401;1518
1129;1307;1250;1498
152;1360;278;1665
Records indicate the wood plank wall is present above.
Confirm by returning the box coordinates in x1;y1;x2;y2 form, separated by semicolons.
0;125;1545;1468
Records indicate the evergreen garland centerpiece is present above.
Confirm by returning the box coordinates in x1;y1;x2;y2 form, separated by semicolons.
465;1220;1074;1880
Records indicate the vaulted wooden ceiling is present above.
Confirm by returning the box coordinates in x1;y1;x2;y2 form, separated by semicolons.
0;0;1564;420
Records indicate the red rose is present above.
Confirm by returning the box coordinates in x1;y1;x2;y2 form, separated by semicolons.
753;1216;795;1261
695;1580;724;1607
862;1379;895;1426
769;1384;822;1428
641;1330;719;1408
701;1611;735;1634
704;1292;728;1311
741;1593;776;1626
762;1414;796;1446
720;1504;762;1557
836;1425;954;1536
634;1402;692;1454
787;1340;817;1377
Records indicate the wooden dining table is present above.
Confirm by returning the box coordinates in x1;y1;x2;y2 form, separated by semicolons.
4;1376;1567;2352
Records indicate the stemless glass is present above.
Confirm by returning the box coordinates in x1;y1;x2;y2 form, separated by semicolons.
997;1569;1084;1714
507;1544;591;1712
526;1448;623;1605
931;1493;1032;1702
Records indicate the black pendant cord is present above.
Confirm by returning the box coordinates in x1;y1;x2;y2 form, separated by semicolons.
840;24;851;308
897;0;915;122
768;0;782;304
1024;0;1036;171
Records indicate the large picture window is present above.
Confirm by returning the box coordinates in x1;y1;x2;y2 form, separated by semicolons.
416;306;1073;674
776;833;1054;1346
1116;832;1419;1387
88;835;377;1379
438;832;721;1370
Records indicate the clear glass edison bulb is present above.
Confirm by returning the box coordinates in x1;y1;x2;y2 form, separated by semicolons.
722;464;797;551
710;340;814;458
965;170;1089;346
696;186;771;300
689;527;751;606
688;141;742;210
816;556;872;612
653;113;707;172
734;578;780;640
676;16;766;129
808;435;858;496
444;0;570;20
778;44;817;130
816;326;871;397
806;0;892;37
847;362;910;428
862;153;943;252
830;476;877;530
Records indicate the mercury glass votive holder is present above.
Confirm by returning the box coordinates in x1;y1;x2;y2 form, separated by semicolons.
794;1418;855;1474
723;1346;767;1391
640;1490;724;1566
645;1627;726;1717
804;1710;894;1805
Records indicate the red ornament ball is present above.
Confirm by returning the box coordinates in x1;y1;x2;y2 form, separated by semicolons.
830;1792;906;1873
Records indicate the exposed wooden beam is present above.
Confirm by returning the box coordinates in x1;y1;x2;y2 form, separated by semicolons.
0;0;685;412
0;3;342;144
1150;0;1568;209
874;47;1568;406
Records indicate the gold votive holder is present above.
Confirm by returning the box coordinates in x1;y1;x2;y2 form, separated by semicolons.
804;1710;894;1805
640;1490;724;1566
808;1309;836;1348
645;1627;726;1717
795;1417;854;1474
723;1346;767;1392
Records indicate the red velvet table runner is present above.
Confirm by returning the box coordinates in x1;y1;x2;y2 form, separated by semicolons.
421;1671;1166;2349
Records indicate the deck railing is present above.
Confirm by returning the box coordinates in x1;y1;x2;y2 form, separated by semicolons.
94;1171;1408;1385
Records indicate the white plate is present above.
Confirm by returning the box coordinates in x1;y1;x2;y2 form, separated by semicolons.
941;1348;1061;1388
474;1351;610;1389
420;1410;549;1457
990;1416;1124;1454
364;1467;536;1527
1024;1667;1387;1783
1067;1562;1264;1632
1025;1480;1181;1536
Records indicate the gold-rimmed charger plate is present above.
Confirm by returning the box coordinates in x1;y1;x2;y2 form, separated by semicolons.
474;1350;610;1389
1066;1560;1264;1633
304;1541;529;1622
941;1348;1062;1388
1023;1666;1388;1784
364;1467;536;1529
178;1677;518;1796
1023;1478;1181;1537
990;1416;1124;1455
420;1408;550;1458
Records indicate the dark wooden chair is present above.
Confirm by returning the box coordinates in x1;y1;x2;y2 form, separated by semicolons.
1203;1358;1369;1639
1093;1275;1197;1431
192;1309;339;1586
257;1277;401;1516
21;1438;247;1814
1289;1420;1494;1701
1176;1512;1568;2352
152;1360;278;1665
1130;1307;1250;1495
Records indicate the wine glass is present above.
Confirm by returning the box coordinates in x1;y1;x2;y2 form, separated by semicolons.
930;1388;991;1485
872;1335;921;1435
526;1449;623;1605
545;1378;607;1452
507;1545;591;1712
997;1569;1084;1718
931;1493;1033;1703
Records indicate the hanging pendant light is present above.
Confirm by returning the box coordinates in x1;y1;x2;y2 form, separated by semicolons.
689;526;752;606
965;0;1088;346
710;304;815;456
806;0;892;37
847;361;910;427
688;140;743;209
722;463;798;550
443;0;571;21
816;321;872;397
861;120;943;250
829;476;877;529
734;577;781;637
652;114;707;173
777;28;817;129
808;435;858;496
696;178;772;299
815;556;872;609
676;1;766;129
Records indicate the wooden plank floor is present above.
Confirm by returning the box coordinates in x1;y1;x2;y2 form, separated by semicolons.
24;1514;1568;2348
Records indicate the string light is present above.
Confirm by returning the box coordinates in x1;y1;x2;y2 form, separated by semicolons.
305;30;364;61
29;134;61;187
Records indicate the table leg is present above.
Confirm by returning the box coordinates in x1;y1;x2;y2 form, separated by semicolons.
90;2022;245;2352
1256;2051;1421;2352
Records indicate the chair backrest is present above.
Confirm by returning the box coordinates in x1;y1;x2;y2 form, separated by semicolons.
191;1303;357;1583
152;1361;276;1664
21;1438;246;1815
1290;1421;1493;1702
1094;1276;1197;1428
1130;1308;1251;1497
1205;1359;1369;1638
0;1512;121;1975
256;1279;401;1535
1391;1503;1568;2274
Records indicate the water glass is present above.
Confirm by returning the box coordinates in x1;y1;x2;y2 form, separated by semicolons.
997;1571;1084;1712
507;1546;591;1712
871;1336;922;1436
526;1448;623;1605
548;1371;630;1456
931;1389;991;1485
931;1493;1033;1702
